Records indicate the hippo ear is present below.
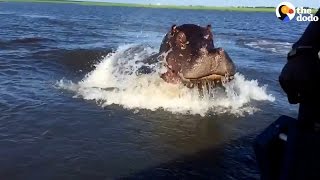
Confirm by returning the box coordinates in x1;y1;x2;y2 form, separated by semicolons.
171;24;178;34
206;24;212;31
171;24;177;31
206;24;214;40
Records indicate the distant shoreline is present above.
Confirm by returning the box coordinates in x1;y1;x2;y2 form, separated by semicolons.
1;0;318;13
0;0;277;12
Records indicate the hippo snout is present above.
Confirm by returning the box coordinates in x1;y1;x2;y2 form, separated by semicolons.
182;48;236;81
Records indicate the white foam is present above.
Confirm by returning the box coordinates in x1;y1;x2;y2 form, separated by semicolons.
20;14;56;20
57;44;275;116
245;39;292;55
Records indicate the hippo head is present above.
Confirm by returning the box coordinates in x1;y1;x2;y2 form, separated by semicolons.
159;24;236;86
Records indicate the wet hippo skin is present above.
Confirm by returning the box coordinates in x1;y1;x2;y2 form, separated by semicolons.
158;24;236;87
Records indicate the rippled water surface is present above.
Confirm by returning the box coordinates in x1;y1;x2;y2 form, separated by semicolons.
0;2;309;179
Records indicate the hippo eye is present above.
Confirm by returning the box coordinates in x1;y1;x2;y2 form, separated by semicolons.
176;32;187;45
204;34;210;39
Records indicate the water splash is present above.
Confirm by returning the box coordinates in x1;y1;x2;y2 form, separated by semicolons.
57;44;275;116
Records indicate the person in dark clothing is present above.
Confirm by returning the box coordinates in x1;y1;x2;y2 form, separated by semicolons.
279;8;320;129
278;9;320;180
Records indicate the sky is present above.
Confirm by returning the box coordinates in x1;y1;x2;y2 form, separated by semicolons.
83;0;319;8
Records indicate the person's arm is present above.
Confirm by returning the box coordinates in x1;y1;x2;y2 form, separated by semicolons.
279;9;320;104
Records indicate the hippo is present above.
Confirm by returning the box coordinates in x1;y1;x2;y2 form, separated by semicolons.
152;24;236;89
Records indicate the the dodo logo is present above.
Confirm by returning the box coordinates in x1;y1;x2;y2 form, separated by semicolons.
276;2;296;22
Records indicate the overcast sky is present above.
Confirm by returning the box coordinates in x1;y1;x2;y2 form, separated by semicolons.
82;0;319;8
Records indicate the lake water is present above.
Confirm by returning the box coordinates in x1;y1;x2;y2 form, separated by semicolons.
0;2;309;179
